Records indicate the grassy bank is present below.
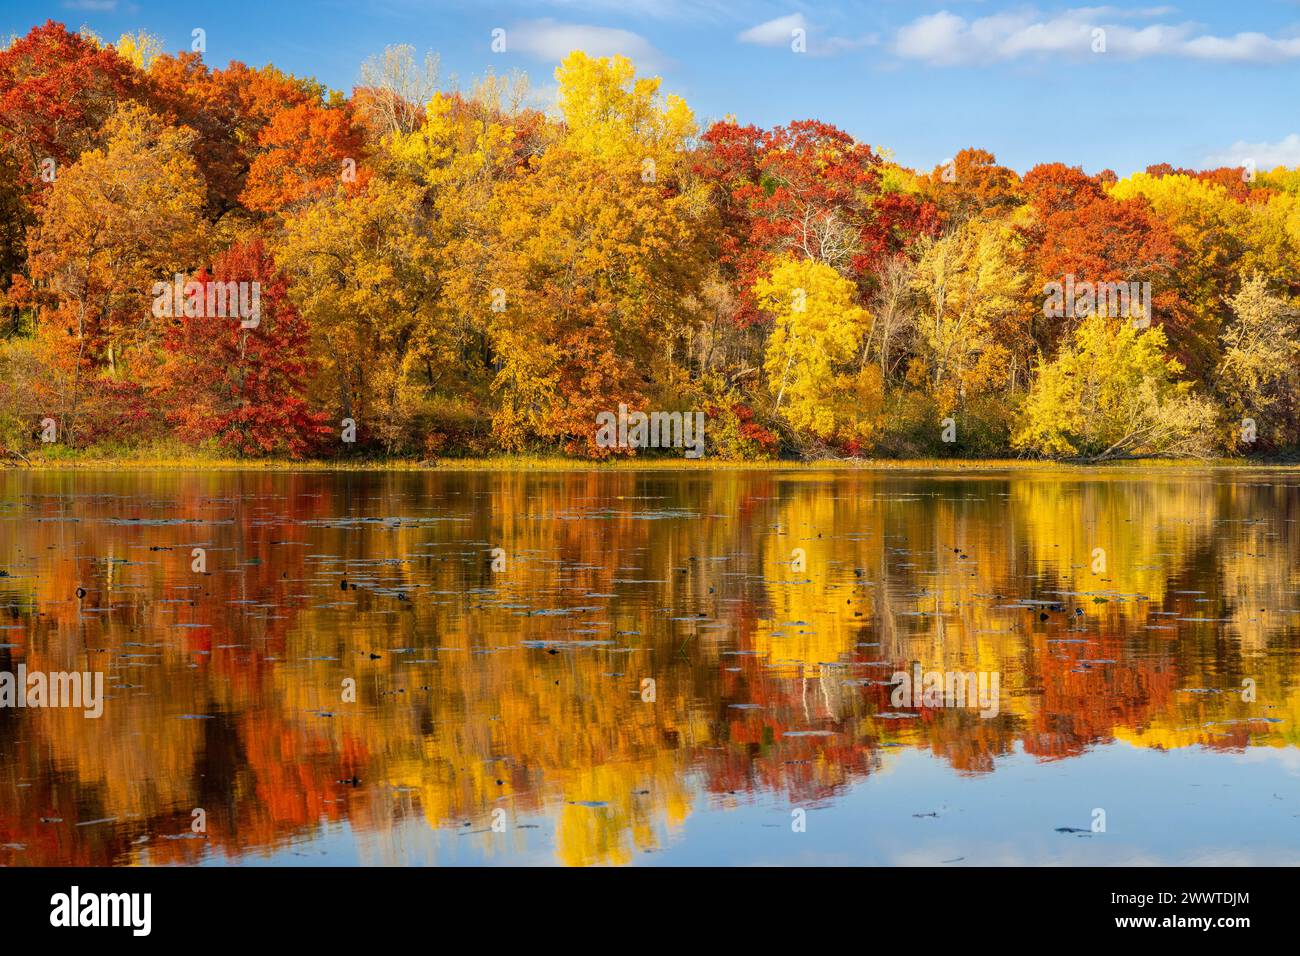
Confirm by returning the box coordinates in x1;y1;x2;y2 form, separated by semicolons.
6;446;1300;473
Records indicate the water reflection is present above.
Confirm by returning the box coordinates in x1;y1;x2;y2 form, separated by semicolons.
1;468;1298;866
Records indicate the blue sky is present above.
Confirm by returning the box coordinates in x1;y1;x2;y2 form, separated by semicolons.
8;0;1300;175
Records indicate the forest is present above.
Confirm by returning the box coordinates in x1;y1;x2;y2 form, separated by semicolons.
1;19;1298;463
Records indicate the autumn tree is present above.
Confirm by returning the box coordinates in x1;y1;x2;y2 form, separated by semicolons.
1109;172;1300;373
1022;163;1104;217
114;30;163;71
275;175;442;451
27;102;207;444
911;219;1027;410
450;51;709;455
146;55;322;215
1015;314;1216;460
1215;273;1300;449
154;240;328;456
1025;184;1183;360
756;255;880;448
697;117;939;326
918;148;1023;226
0;20;140;198
241;100;366;214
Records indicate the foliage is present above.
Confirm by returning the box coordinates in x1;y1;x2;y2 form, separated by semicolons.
911;219;1026;410
1014;314;1217;460
1216;273;1300;449
154;240;328;457
755;255;880;448
1;20;1298;462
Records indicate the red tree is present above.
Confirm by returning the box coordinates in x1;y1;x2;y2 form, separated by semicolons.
0;21;140;200
146;54;322;215
696;118;940;325
1022;164;1185;357
157;239;330;457
241;103;367;213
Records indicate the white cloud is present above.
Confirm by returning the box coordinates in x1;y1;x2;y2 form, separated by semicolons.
1205;134;1300;169
892;7;1300;65
507;19;665;68
819;33;879;56
738;13;807;47
894;11;967;63
62;0;118;9
1181;33;1300;62
737;12;876;56
1071;6;1176;19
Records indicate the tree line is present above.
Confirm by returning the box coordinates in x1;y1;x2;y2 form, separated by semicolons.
1;20;1297;461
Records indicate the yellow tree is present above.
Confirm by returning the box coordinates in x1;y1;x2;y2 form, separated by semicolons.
1014;313;1216;460
756;255;880;447
1216;272;1300;448
27;102;207;443
447;52;709;455
555;51;695;171
385;73;542;207
910;219;1026;412
275;175;443;452
1109;172;1300;362
386;78;548;412
114;30;163;70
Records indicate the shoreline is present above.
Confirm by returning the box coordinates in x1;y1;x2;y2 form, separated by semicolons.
6;455;1300;473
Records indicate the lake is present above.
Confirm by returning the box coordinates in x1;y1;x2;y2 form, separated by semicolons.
1;467;1298;866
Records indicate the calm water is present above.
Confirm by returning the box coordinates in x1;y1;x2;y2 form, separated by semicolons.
1;468;1299;866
